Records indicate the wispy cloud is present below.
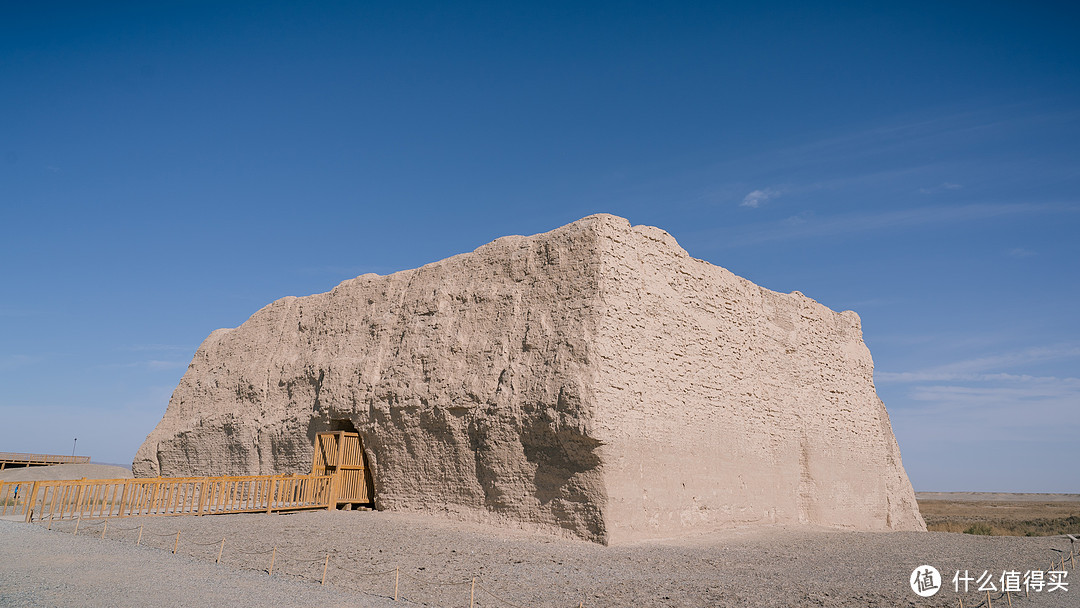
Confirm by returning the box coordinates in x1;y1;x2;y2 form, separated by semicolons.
0;354;42;369
93;360;188;371
877;344;1080;383
1008;247;1036;258
147;360;188;370
120;344;193;353
918;182;962;194
892;379;1079;444
740;187;782;208
722;202;1073;247
0;307;43;317
880;344;1080;445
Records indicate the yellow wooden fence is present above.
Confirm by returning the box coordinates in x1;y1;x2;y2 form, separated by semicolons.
0;474;336;523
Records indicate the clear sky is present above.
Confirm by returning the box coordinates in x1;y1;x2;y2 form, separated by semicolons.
2;2;1077;492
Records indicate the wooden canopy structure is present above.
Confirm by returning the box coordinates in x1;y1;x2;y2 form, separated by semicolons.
0;452;90;470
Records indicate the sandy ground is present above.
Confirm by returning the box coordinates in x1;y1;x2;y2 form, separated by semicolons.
2;509;1076;608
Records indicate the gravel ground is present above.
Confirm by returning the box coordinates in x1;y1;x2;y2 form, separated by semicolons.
2;510;1075;607
0;519;395;608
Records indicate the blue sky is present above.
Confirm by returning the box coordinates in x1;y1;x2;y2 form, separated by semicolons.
2;2;1077;492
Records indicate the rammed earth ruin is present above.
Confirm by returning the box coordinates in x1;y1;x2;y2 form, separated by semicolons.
135;214;925;543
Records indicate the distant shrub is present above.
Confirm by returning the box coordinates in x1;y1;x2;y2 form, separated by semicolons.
964;523;993;535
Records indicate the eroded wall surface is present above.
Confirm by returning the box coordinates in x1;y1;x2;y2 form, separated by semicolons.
135;218;611;541
135;214;924;543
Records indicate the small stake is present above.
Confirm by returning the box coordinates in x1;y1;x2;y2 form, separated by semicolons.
136;525;143;546
74;514;82;536
1006;589;1012;607
322;554;329;585
470;577;475;608
394;566;399;601
101;520;107;539
217;538;225;564
986;590;991;608
269;546;276;576
173;530;180;554
47;514;53;530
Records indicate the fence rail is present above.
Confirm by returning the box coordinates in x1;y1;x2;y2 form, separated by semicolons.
0;452;91;469
0;474;335;523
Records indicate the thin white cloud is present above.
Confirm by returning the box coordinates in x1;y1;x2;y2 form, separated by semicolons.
147;360;188;370
891;379;1080;444
0;307;42;317
878;344;1080;383
120;344;193;352
93;360;189;371
0;354;42;369
723;203;1073;247
918;182;963;194
1008;247;1036;258
740;187;781;208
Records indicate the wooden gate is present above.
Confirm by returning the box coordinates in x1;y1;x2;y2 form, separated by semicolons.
312;431;373;508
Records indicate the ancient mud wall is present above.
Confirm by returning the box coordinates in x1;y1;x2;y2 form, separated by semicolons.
135;214;924;543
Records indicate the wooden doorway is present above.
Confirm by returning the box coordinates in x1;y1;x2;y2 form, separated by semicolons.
312;431;373;509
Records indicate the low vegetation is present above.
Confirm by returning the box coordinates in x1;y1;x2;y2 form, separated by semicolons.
919;499;1080;537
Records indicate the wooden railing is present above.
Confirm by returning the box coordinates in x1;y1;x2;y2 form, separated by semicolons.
0;452;91;469
0;474;336;523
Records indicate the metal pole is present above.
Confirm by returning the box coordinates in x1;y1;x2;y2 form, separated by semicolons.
72;438;77;459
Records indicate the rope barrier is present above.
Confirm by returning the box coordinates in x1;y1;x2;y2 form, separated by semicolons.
27;511;1076;607
477;582;533;608
398;571;473;587
331;562;398;577
232;547;276;555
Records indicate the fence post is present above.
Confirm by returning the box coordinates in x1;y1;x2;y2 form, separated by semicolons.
23;481;39;523
137;525;143;546
197;478;208;515
269;546;276;576
267;476;277;514
74;480;86;518
395;566;399;601
322;553;329;585
173;529;181;554
470;577;475;608
118;480;130;518
217;537;225;564
326;473;339;511
101;520;107;540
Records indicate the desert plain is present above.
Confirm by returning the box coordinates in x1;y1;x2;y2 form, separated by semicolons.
1;465;1077;608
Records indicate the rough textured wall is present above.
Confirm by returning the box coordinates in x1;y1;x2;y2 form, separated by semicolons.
135;214;925;543
586;218;923;542
135;218;611;541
